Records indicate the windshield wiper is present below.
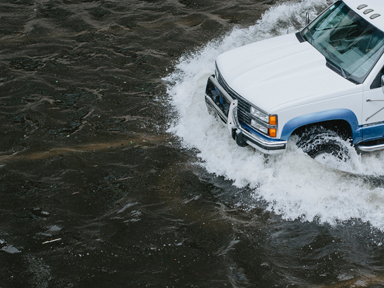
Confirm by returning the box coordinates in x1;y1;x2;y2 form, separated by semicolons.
318;43;347;79
303;27;314;43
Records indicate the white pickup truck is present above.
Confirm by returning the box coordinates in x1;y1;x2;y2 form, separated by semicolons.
205;0;384;156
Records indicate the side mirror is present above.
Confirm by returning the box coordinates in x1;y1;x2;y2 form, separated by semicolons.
306;12;311;25
382;75;384;93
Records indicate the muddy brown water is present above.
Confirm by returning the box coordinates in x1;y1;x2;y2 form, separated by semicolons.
2;0;384;287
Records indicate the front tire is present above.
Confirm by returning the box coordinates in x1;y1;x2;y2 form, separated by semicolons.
295;126;351;159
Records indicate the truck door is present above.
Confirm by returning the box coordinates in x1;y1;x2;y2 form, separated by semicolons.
362;67;384;141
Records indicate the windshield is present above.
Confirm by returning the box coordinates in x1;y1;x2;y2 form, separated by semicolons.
302;1;384;84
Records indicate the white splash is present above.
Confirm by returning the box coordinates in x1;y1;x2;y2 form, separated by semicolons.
164;0;384;230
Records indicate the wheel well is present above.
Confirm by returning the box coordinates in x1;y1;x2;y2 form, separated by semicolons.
291;120;353;141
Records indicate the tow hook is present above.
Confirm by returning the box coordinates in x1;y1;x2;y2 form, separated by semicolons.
231;128;237;140
232;128;247;147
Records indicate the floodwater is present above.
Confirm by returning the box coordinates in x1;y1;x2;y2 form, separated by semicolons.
2;0;384;287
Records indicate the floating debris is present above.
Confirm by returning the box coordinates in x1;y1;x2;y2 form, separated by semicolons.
42;238;62;245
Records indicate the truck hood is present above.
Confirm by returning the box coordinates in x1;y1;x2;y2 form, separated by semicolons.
216;33;361;113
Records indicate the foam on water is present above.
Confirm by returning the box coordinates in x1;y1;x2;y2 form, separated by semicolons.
164;0;384;230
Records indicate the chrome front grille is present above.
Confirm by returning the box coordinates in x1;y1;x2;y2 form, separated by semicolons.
216;71;253;127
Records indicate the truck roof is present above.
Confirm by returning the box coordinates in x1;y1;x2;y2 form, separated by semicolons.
344;0;384;31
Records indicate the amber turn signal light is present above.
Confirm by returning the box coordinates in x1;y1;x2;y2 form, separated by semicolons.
269;128;277;137
269;116;277;126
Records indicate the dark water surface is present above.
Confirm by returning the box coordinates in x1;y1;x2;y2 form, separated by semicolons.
2;0;384;287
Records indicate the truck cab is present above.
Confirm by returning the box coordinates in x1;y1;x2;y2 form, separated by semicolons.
205;0;384;155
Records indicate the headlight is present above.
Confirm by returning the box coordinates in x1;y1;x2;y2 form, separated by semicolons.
251;119;268;134
250;106;269;123
250;106;278;138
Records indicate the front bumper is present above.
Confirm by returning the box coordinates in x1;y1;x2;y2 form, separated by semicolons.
205;75;287;154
